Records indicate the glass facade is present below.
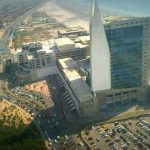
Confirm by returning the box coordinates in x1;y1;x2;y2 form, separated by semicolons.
105;25;143;89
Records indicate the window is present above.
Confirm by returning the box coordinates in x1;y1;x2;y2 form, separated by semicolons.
42;59;45;66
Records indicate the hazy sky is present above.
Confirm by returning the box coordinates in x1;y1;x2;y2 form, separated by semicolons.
63;0;150;16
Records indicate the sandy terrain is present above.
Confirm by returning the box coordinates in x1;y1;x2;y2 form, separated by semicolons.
0;30;4;40
38;0;89;31
25;80;50;97
0;100;32;126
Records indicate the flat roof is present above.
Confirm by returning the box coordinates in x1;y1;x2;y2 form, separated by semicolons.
102;15;136;24
16;48;22;53
78;36;90;42
58;58;74;69
58;58;92;102
54;38;74;47
27;54;34;60
75;43;87;48
16;41;54;54
58;27;87;34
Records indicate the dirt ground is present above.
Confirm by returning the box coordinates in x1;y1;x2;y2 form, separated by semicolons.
0;100;32;126
0;30;4;40
25;80;50;97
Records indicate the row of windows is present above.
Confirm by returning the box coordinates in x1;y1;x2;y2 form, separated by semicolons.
105;25;144;89
113;19;149;27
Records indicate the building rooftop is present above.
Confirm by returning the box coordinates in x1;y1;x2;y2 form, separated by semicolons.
77;36;90;45
75;43;87;49
54;38;75;52
16;41;54;55
58;58;92;102
102;15;137;24
27;54;34;60
59;58;74;69
54;38;74;46
78;36;90;41
58;27;88;34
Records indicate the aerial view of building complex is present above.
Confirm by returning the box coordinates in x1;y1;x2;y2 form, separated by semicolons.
0;0;149;150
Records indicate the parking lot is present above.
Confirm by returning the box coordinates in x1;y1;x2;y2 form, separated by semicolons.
28;75;88;150
1;80;54;118
82;116;150;150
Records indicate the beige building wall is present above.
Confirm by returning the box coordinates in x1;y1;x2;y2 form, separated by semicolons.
96;87;146;109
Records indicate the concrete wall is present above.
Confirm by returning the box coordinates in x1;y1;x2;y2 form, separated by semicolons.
97;87;148;109
30;66;58;81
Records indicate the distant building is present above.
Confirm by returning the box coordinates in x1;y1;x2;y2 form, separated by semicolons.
16;37;88;81
49;37;88;61
57;27;88;40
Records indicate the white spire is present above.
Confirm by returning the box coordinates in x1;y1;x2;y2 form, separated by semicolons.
91;0;94;18
91;0;102;25
90;0;111;92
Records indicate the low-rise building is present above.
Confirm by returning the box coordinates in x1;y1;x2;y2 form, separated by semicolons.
16;37;88;81
57;57;99;118
49;37;88;61
57;27;88;39
16;42;57;81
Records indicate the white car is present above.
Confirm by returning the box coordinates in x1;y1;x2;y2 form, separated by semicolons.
65;135;68;140
54;139;58;143
48;138;51;142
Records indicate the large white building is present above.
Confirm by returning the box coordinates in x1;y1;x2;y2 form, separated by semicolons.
16;42;57;81
57;0;150;118
16;36;88;81
58;58;99;118
90;0;150;110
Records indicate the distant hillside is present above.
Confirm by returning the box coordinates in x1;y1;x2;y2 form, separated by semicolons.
0;0;46;23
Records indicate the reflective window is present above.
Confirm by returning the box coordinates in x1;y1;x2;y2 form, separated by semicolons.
105;25;143;88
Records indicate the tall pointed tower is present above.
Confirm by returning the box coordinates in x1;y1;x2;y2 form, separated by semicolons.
90;0;111;92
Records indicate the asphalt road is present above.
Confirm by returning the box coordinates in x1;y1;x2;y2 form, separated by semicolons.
0;1;48;52
36;76;86;140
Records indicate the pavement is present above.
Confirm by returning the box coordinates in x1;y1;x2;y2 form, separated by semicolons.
32;75;88;149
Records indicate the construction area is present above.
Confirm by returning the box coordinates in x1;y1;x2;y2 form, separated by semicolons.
13;11;66;50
